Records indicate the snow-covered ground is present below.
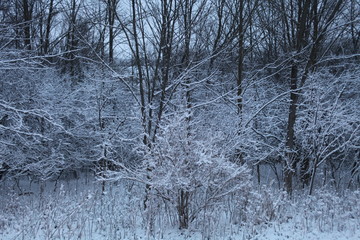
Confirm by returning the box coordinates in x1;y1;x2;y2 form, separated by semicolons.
0;175;359;240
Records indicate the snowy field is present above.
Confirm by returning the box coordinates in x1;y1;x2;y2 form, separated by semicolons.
0;175;359;240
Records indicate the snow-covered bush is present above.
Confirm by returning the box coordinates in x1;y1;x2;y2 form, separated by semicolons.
134;112;252;231
0;51;138;180
295;70;360;191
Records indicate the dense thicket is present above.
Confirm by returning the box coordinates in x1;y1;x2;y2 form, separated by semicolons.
1;0;359;230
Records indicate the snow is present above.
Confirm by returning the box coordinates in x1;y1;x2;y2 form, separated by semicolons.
0;175;359;240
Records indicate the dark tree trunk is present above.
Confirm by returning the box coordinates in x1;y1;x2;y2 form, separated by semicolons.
177;189;190;229
22;0;32;50
284;63;299;195
108;0;116;63
43;0;54;54
237;0;244;114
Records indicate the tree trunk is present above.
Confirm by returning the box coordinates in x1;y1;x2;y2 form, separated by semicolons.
22;0;32;50
237;0;244;114
108;0;116;63
43;0;54;54
177;189;190;229
284;63;298;195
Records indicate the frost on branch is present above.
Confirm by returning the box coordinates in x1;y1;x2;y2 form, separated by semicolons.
132;112;252;230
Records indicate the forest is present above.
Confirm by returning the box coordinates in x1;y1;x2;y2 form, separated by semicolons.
0;0;360;239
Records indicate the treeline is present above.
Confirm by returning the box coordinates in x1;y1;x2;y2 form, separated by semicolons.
1;0;359;204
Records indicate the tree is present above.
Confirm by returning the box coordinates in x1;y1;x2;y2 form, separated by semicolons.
270;0;346;195
106;0;118;63
295;70;360;194
107;112;251;231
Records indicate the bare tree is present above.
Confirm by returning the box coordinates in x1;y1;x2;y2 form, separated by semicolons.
271;0;346;195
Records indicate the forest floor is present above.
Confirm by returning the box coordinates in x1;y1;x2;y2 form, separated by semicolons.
0;174;359;240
